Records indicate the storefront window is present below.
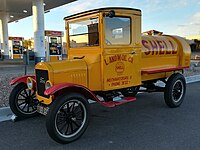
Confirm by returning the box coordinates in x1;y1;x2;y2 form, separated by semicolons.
105;17;131;45
69;17;99;48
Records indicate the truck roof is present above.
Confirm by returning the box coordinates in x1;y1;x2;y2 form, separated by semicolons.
64;7;141;20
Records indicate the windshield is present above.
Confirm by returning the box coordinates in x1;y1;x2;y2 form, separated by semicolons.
69;17;99;48
105;16;131;45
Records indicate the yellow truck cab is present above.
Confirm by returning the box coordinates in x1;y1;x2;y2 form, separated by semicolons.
9;7;191;144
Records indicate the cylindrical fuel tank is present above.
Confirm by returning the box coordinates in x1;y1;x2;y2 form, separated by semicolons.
141;34;191;70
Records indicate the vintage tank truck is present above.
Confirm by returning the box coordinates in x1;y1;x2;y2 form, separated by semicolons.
9;7;191;143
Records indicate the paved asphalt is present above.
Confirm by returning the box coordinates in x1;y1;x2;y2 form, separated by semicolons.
0;82;200;150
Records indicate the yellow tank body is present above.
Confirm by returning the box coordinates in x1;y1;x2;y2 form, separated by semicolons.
141;35;191;81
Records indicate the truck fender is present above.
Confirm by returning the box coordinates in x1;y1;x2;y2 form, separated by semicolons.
44;83;101;103
10;75;36;86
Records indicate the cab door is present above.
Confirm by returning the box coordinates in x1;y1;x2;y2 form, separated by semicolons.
102;15;141;91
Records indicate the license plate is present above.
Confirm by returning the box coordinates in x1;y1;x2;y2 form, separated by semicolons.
37;105;49;115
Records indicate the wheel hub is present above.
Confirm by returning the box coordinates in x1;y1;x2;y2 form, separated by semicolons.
172;80;184;102
71;117;77;121
25;96;37;106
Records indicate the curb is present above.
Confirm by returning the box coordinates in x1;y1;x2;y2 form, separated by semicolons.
186;75;200;84
0;107;13;122
0;75;200;123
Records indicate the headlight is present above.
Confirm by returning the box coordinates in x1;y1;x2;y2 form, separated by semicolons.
27;77;33;90
45;80;52;90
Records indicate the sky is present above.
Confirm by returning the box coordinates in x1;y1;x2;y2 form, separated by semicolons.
8;0;200;39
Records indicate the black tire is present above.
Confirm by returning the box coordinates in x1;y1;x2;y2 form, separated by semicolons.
46;93;90;144
9;82;38;118
122;86;140;97
164;73;186;108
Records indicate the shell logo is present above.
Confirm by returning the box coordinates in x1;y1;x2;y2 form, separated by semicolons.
115;62;125;74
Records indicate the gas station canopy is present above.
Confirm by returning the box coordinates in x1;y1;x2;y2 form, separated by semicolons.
0;0;77;62
0;0;76;23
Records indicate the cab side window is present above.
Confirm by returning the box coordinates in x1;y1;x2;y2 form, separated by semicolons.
105;17;131;45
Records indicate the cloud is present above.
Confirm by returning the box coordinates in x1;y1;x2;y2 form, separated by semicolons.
129;0;193;13
56;0;200;36
61;0;128;15
65;0;101;14
175;12;200;36
60;0;198;15
177;25;186;27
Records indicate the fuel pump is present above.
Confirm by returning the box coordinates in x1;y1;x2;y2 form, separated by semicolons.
9;37;24;59
45;30;63;61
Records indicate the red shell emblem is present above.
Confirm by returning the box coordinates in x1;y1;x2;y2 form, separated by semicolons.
115;62;125;73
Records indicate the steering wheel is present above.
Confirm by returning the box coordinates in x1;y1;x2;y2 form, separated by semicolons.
106;39;112;45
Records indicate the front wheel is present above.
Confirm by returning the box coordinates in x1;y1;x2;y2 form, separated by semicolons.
9;82;38;118
164;73;186;108
46;93;90;144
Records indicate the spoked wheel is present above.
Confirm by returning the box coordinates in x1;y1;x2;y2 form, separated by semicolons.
172;80;184;102
9;82;38;118
164;73;186;108
46;93;90;144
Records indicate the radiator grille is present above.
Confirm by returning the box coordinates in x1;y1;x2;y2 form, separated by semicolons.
35;69;49;98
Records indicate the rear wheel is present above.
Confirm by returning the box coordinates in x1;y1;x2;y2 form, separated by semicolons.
9;82;38;118
46;93;90;144
164;73;186;108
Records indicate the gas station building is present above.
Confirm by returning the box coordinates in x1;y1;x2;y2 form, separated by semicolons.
0;0;76;63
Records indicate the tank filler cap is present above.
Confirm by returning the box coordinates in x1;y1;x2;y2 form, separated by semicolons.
143;30;163;36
